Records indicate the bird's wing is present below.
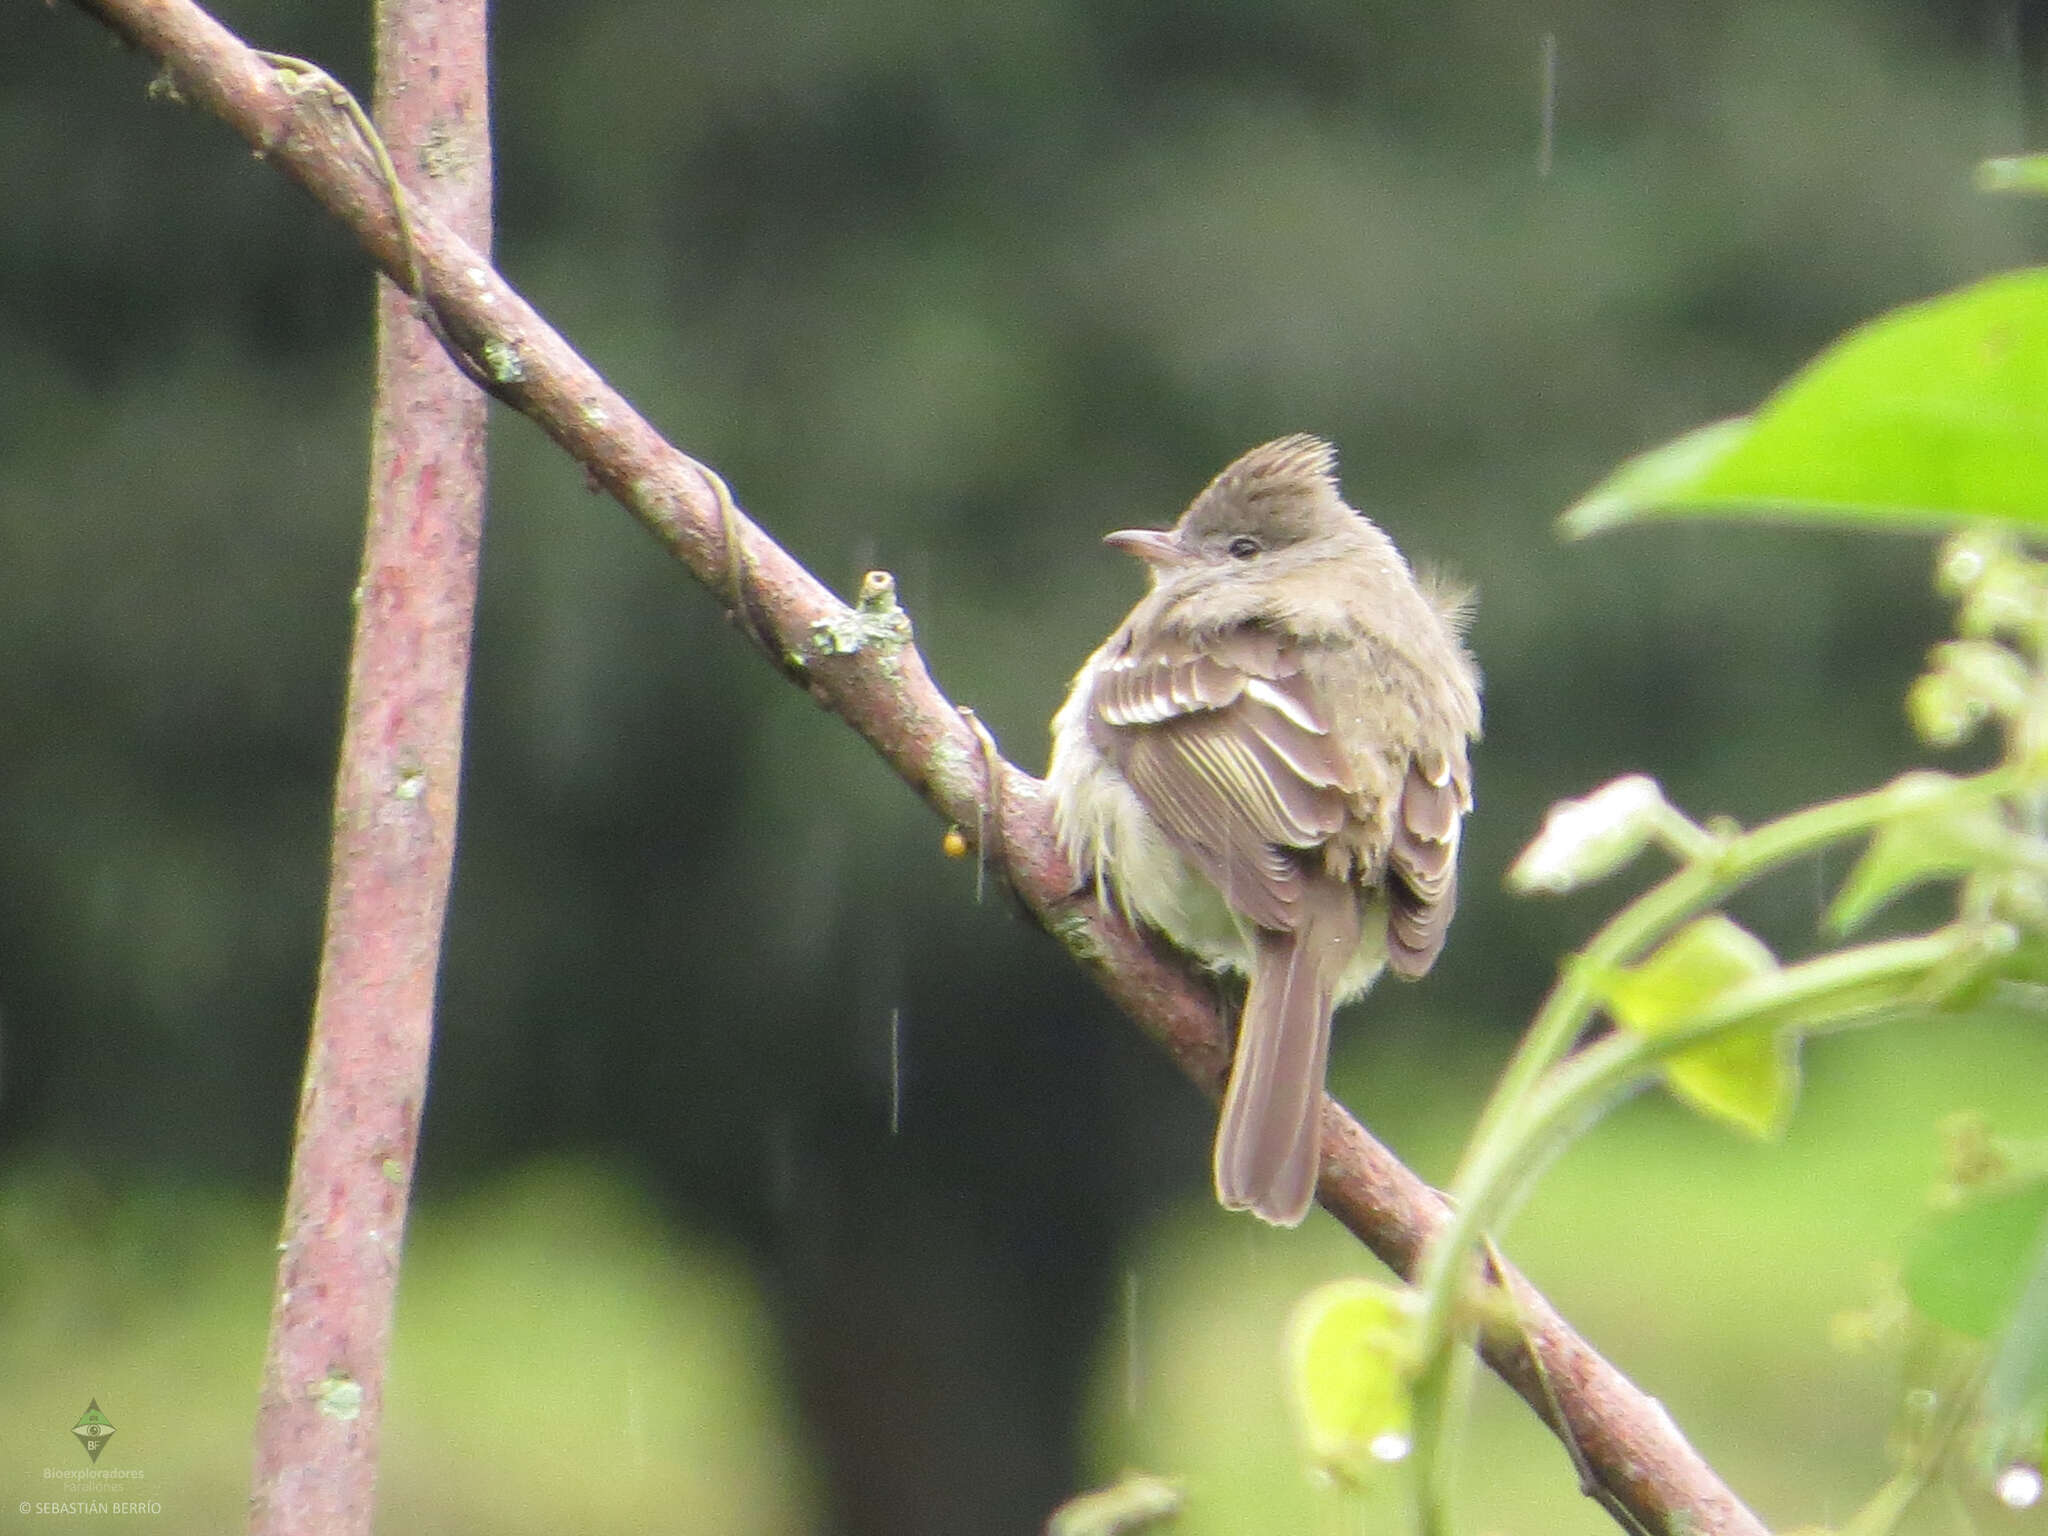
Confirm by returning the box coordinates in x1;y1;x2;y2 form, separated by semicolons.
1090;626;1351;933
1384;743;1472;977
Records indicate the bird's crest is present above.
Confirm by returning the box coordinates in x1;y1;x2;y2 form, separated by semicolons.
1202;434;1341;511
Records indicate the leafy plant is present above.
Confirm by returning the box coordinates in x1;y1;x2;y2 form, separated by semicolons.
1291;174;2048;1532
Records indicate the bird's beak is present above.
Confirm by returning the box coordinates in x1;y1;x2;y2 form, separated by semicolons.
1103;527;1184;565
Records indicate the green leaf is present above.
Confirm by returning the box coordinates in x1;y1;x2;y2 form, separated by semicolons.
1978;1216;2048;1485
1556;421;1753;539
1561;270;2048;536
1604;915;1799;1138
1286;1279;1415;1488
1903;1177;2048;1339
1827;777;2006;934
1979;155;2048;199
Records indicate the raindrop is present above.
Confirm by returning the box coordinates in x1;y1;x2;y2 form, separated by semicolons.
1983;4;2024;158
1369;1431;1412;1463
766;1112;797;1215
1944;542;1986;588
975;804;989;905
1996;1463;2043;1510
1536;32;1558;179
626;1362;646;1469
888;1007;904;1136
850;537;879;586
1124;1269;1142;1416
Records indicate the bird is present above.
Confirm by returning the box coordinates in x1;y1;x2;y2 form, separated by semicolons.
1047;435;1480;1225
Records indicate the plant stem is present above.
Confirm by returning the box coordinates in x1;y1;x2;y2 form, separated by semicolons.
1408;909;1998;1532
1457;769;2013;1190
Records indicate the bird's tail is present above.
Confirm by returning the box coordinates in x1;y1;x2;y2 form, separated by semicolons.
1213;924;1342;1227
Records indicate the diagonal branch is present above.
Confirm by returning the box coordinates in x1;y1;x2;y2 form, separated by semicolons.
61;2;1767;1531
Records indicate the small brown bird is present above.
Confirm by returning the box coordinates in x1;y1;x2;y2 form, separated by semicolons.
1048;436;1480;1225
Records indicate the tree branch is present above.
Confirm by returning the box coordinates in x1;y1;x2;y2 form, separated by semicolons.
244;1;492;1532
61;2;1767;1530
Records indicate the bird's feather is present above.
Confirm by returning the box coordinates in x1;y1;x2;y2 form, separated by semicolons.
1092;629;1354;932
1385;755;1471;977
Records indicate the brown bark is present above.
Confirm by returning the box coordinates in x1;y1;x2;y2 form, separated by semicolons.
243;1;492;1533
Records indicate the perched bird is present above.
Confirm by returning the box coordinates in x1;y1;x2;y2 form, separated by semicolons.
1047;436;1480;1225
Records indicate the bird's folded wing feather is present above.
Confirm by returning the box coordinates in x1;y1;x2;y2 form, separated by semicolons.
1385;747;1471;977
1091;628;1350;933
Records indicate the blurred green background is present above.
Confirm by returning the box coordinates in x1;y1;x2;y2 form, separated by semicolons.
4;0;2047;1531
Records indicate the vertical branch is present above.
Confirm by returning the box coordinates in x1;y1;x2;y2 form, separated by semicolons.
246;2;491;1531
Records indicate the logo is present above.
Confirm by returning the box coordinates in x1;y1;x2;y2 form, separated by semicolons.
71;1400;115;1463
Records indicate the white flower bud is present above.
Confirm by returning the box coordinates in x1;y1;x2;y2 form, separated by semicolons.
1509;774;1672;894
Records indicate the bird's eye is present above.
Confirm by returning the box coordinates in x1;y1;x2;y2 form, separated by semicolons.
1227;535;1262;559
